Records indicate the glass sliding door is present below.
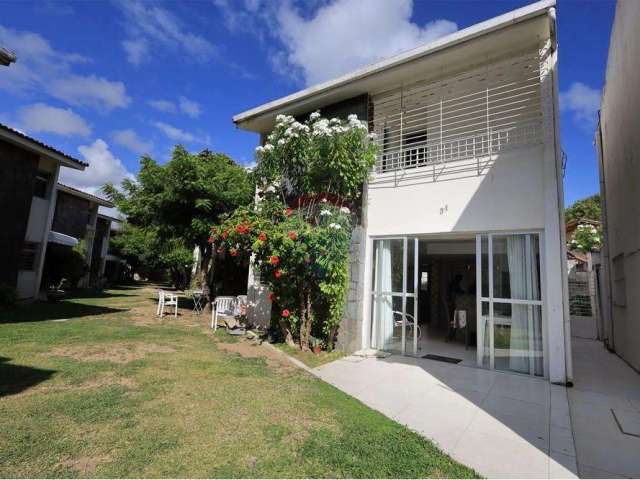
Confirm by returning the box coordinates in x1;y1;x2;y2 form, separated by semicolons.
370;237;418;355
477;233;544;376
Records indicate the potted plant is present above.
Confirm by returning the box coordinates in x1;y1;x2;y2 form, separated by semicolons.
310;336;323;355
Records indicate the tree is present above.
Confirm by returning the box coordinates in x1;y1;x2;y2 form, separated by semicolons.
212;113;378;350
104;146;254;288
565;194;601;222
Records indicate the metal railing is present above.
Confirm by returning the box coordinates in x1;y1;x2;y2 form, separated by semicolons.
370;50;543;176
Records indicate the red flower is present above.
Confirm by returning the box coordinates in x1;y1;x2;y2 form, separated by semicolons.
281;309;290;318
222;230;229;240
230;248;238;257
235;224;251;234
258;232;267;242
268;292;276;302
285;208;293;217
207;236;214;244
274;269;282;279
270;255;280;266
288;231;297;240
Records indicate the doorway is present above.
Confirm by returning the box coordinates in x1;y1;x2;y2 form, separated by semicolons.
369;232;545;376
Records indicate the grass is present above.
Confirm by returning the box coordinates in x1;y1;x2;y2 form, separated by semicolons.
0;284;478;478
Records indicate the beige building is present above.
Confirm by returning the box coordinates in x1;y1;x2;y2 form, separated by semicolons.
596;0;640;372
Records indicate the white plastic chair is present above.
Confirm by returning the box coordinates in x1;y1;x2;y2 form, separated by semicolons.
392;310;421;339
157;290;178;317
211;296;237;330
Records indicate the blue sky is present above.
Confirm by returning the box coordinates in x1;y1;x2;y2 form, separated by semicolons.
0;0;615;206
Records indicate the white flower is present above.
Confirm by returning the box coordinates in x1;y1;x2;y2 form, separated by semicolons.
277;138;286;146
255;145;264;154
263;144;274;152
321;198;328;203
329;223;342;230
347;114;358;121
368;132;378;140
310;111;321;120
265;185;276;193
320;209;332;216
340;206;350;214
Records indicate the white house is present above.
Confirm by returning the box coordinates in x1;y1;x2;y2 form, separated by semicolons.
233;0;572;384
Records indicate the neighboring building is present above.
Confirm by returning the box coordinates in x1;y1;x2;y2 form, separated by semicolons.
595;0;640;371
0;46;16;66
47;184;115;287
0;123;87;299
233;0;572;383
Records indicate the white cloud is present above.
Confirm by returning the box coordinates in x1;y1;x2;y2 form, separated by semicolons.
117;0;216;64
154;121;197;143
148;99;177;113
214;0;457;86
276;0;457;85
122;38;149;66
17;103;91;137
148;97;201;117
560;82;601;130
112;129;153;155
49;75;130;111
0;25;130;111
179;96;201;118
59;139;134;198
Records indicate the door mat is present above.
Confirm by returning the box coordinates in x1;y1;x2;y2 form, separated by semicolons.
422;354;462;364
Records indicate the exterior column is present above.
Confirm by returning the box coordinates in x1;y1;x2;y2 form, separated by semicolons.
539;32;572;384
81;204;99;287
34;163;60;298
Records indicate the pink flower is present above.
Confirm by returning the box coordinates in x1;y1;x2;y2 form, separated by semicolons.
288;231;297;240
270;256;280;266
274;269;282;279
258;232;267;242
281;309;290;318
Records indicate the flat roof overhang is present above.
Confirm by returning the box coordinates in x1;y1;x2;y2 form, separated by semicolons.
233;0;555;135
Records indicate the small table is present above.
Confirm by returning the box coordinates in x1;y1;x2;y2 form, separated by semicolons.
192;290;205;315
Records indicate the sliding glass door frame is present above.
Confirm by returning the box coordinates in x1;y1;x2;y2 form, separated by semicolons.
370;236;419;356
475;231;546;376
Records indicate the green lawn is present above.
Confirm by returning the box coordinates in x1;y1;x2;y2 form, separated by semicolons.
0;284;477;478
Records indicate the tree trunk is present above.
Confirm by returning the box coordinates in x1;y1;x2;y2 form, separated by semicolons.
326;324;339;352
299;291;312;351
279;319;295;347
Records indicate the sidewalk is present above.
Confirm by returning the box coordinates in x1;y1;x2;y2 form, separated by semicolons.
315;355;578;478
569;337;640;478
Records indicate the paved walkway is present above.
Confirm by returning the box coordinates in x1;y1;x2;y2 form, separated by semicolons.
569;338;640;478
315;355;577;478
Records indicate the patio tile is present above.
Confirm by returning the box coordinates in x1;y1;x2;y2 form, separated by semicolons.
467;408;549;450
578;464;630;479
550;425;576;456
551;407;572;429
452;429;550;478
549;450;578;478
489;372;550;406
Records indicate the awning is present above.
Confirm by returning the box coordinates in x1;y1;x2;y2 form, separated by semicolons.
48;230;79;247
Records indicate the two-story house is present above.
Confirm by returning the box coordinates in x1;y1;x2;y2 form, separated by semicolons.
233;0;572;384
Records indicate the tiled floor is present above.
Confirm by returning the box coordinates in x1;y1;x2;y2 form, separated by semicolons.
569;338;640;478
314;355;578;478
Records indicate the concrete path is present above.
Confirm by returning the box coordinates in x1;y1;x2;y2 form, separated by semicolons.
315;355;577;478
569;338;640;478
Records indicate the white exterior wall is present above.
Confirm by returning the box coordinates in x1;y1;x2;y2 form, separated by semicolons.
360;44;569;382
366;147;545;236
597;0;640;372
16;157;60;299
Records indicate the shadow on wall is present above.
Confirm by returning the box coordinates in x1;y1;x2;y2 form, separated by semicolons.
0;356;56;398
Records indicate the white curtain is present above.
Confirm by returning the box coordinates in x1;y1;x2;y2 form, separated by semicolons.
373;240;393;350
506;234;542;375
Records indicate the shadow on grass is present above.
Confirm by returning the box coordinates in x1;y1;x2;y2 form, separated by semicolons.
0;301;126;324
0;356;56;398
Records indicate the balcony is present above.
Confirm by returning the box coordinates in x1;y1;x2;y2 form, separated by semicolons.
369;50;543;182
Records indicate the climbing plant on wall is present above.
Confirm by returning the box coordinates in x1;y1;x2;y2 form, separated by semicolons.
210;112;378;351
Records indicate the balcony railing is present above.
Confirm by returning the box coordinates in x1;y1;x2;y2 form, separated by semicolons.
370;50;543;177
